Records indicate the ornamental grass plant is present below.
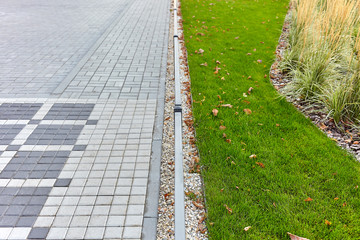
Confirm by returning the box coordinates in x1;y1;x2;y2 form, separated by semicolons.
281;0;360;124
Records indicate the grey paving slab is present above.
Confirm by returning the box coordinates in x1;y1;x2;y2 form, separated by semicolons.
0;0;169;238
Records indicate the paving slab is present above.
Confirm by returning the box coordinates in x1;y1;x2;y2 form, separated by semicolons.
0;0;169;238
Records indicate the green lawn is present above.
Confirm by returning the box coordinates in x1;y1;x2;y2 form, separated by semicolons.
181;0;360;239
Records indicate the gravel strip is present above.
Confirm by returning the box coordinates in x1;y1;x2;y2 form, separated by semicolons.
156;1;208;239
270;8;360;161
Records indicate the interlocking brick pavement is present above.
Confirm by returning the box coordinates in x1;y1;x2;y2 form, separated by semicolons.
0;0;169;238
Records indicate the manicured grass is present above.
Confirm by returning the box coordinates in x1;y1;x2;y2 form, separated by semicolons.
181;0;360;239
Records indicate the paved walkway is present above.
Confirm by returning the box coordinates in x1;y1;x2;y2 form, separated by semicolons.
0;0;169;239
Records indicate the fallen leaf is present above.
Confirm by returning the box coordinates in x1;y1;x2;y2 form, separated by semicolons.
231;161;236;165
221;104;233;108
325;220;332;226
243;93;248;97
256;162;265;168
243;109;252;115
212;109;218;116
198;48;204;54
319;122;327;130
253;48;256;51
249;154;257;159
304;197;313;202
273;202;276;208
193;201;204;209
343;202;347;207
247;87;254;94
287;232;310;240
247;76;252;79
235;36;239;39
264;74;268;78
200;62;208;66
244;226;251;231
226;139;231;143
247;53;252;55
222;133;227;138
334;197;339;200
216;60;221;64
219;125;226;130
276;123;280;127
257;59;262;63
224;204;233;214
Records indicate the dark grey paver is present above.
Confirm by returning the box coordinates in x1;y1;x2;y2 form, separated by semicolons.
28;228;50;239
0;103;42;120
44;103;95;120
54;178;72;187
0;125;25;145
0;151;70;179
25;125;84;145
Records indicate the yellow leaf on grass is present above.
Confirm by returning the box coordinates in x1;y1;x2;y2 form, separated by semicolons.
325;220;332;226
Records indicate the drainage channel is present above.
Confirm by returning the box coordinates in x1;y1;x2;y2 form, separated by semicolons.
173;0;186;239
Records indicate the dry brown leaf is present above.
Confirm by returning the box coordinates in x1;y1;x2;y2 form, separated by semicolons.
214;66;221;74
226;139;231;143
193;201;204;209
343;202;347;207
249;154;257;159
221;104;233;108
222;133;227;138
219;125;226;130
244;226;251;231
243;109;252;115
319;122;327;130
334;197;339;200
247;87;254;94
256;162;265;168
224;204;232;214
304;197;313;202
287;232;310;240
212;109;218;116
325;220;332;226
